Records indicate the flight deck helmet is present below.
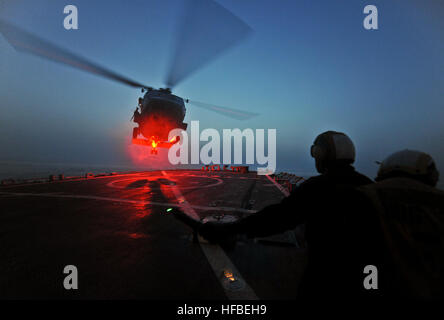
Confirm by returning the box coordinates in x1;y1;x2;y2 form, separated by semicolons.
376;149;439;187
310;131;356;174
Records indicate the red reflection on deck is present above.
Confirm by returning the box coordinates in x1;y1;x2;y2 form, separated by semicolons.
128;233;147;239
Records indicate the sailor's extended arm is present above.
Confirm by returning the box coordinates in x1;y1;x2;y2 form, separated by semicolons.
197;183;312;242
234;188;308;238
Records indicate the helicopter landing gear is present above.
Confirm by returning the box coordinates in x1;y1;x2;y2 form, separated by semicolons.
132;127;140;139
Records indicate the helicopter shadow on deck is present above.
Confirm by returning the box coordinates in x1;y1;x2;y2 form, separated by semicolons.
121;178;191;239
125;178;177;190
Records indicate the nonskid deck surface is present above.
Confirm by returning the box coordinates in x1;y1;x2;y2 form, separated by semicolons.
0;170;307;299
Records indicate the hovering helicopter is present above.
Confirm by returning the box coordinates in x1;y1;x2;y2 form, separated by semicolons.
0;0;257;155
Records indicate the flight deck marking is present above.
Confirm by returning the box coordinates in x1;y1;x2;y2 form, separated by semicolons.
0;172;152;189
0;171;261;190
265;174;290;197
161;171;259;300
0;191;256;214
106;175;223;190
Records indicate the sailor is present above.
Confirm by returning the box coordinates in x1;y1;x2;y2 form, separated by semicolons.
358;150;444;298
198;131;374;297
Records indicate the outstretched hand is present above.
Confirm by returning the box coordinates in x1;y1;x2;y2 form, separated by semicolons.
170;207;242;246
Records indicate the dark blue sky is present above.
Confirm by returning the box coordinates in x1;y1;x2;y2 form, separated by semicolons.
0;0;443;179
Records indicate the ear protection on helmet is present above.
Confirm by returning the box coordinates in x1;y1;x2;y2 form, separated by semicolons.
310;144;324;159
310;131;355;163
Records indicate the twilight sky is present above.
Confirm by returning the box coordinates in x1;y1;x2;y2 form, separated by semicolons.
0;0;443;180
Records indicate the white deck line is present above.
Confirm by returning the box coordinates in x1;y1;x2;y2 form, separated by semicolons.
161;171;259;300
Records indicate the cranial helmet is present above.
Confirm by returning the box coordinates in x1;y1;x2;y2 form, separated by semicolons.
376;149;439;186
310;131;356;173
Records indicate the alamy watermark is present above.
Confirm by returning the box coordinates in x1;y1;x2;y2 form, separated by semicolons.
363;5;378;30
363;265;378;290
63;265;78;290
63;5;78;30
62;4;378;31
167;121;276;175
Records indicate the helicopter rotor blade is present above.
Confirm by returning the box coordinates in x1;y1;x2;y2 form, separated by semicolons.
186;99;258;121
165;0;252;88
0;20;152;89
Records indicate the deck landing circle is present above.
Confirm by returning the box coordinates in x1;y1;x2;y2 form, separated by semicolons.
106;173;223;190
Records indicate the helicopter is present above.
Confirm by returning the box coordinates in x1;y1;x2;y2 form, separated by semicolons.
0;0;257;155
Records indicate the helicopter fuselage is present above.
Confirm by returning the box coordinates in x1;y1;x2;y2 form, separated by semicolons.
133;89;187;143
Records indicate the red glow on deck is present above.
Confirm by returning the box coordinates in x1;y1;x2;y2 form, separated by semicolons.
128;233;147;239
